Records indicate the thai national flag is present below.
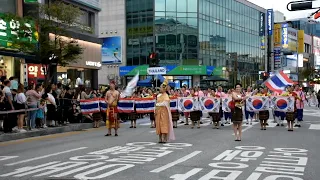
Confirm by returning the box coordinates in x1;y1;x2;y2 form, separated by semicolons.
99;100;107;112
170;98;178;112
265;70;293;92
135;98;155;113
118;99;135;113
80;98;101;114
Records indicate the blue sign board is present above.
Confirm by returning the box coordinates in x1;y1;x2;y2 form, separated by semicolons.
282;23;289;49
267;9;273;36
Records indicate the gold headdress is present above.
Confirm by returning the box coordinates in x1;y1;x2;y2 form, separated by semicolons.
161;78;168;88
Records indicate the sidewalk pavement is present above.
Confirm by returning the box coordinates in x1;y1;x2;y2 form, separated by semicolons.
0;122;106;142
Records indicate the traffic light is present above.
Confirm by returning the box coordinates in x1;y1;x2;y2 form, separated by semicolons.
262;72;269;81
149;52;160;67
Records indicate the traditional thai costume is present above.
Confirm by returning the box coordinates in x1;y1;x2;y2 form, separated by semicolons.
155;79;175;142
170;95;180;128
257;93;270;130
283;91;297;122
294;89;305;126
106;100;119;129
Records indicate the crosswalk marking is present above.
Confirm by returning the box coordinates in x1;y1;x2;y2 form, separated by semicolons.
309;124;320;130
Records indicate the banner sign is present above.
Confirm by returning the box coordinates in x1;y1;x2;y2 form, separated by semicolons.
99;100;107;112
267;9;273;36
298;30;304;53
246;96;270;112
222;97;233;112
274;24;281;46
79;98;101;114
147;67;166;75
170;98;178;112
135;98;155;113
259;12;265;36
199;97;220;113
282;23;289;49
178;97;199;112
118;99;135;113
271;96;295;112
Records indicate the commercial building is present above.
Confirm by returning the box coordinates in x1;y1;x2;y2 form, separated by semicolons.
98;0;126;85
122;0;267;88
0;0;102;88
40;0;102;89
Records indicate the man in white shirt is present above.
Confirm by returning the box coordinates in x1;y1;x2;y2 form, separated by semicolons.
2;80;16;133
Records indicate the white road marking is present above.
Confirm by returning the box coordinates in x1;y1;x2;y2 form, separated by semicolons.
0;156;19;161
170;168;203;180
150;151;202;173
232;124;254;135
5;147;88;166
309;124;320;130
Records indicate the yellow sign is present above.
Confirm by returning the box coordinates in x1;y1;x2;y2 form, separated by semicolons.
298;30;304;53
127;26;153;35
274;24;281;46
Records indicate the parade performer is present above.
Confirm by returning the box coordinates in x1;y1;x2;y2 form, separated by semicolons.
294;84;305;127
208;89;220;129
190;88;201;129
224;90;233;124
129;92;138;128
170;93;180;128
215;86;226;126
146;88;156;128
180;86;190;125
256;87;270;130
245;86;254;125
105;81;120;136
232;83;248;141
273;90;285;126
283;86;296;131
155;79;175;143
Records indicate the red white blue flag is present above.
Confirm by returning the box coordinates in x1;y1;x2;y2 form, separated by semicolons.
265;71;293;92
80;98;101;114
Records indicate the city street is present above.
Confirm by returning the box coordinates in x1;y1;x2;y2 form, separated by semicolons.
0;106;319;180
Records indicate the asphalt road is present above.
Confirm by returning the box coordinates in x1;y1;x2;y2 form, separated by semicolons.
0;106;320;180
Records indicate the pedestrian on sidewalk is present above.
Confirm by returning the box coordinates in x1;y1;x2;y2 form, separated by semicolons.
43;87;57;127
14;84;27;132
26;84;43;129
2;80;16;133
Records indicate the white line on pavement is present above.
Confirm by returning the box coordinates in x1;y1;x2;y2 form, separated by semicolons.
232;124;254;135
150;151;202;173
5;147;88;166
309;124;320;130
170;168;203;180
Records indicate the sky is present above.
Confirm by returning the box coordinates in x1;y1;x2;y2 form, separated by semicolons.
247;0;316;20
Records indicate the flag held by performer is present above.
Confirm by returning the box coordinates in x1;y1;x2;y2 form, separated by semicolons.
264;70;293;92
199;97;220;113
118;99;135;113
99;100;107;111
246;96;270;111
222;97;233;112
177;97;199;112
80;98;101;114
271;96;295;112
121;71;139;98
135;98;155;113
170;98;178;112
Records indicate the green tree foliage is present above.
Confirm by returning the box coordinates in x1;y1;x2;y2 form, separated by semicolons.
2;1;85;85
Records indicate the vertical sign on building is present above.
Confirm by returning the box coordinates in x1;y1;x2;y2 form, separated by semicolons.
298;30;304;53
267;9;273;36
260;36;265;50
282;23;289;49
259;12;265;36
274;24;281;47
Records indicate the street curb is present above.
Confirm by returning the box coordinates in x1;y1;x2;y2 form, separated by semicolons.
0;122;105;142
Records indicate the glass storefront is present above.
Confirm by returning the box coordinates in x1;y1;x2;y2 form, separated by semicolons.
0;55;23;82
57;66;94;88
0;0;16;14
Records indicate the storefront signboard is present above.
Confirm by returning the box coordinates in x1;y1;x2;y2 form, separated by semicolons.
86;61;101;67
120;65;215;76
28;64;46;80
24;0;38;3
147;67;166;75
0;13;38;49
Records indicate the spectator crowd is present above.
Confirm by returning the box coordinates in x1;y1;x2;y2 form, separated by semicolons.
0;77;106;134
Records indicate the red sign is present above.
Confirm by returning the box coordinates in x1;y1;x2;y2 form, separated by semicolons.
27;64;46;80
